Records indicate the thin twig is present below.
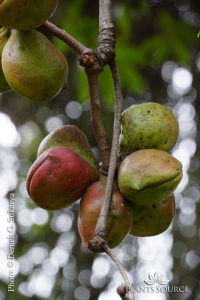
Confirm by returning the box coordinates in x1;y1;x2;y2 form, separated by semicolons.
103;244;135;300
86;71;111;172
43;20;89;55
93;57;122;237
91;0;117;239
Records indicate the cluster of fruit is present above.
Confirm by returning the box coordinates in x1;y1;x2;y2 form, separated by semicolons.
0;0;68;101
26;102;183;250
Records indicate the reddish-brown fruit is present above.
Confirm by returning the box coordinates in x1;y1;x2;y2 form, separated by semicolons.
78;180;133;250
37;125;98;167
129;194;176;237
26;147;99;210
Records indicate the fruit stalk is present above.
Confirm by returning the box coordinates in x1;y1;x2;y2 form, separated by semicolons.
86;71;111;172
88;1;133;298
43;20;89;55
91;58;123;238
104;245;135;300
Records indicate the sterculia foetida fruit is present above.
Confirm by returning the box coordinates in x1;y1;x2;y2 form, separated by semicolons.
78;180;132;251
37;125;98;167
0;0;58;31
2;29;68;101
0;26;11;92
120;102;179;156
118;149;182;205
26;147;99;210
129;194;176;237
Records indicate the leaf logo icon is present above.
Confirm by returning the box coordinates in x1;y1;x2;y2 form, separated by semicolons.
144;272;169;285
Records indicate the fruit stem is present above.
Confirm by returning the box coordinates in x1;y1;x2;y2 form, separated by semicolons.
86;71;111;172
87;2;134;297
90;1;122;238
103;244;135;300
93;57;122;237
43;20;89;55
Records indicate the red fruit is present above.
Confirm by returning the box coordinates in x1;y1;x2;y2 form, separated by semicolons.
26;147;99;210
78;180;133;250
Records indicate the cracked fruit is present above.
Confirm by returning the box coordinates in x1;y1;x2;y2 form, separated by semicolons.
26;147;99;210
37;125;98;167
118;149;182;205
78;180;132;250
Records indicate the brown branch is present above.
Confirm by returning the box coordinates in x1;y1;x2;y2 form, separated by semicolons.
108;58;123;171
91;57;122;239
97;0;116;63
103;244;135;300
42;20;89;55
87;2;135;299
88;0;117;242
86;71;111;172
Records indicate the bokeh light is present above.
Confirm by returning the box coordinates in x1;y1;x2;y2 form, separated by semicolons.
66;101;82;119
172;68;193;95
0;113;19;147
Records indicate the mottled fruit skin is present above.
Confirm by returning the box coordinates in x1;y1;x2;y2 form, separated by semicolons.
78;180;132;251
130;194;176;237
118;149;182;205
0;0;58;31
2;29;68;101
0;27;11;92
37;125;98;167
120;102;179;156
26;147;99;210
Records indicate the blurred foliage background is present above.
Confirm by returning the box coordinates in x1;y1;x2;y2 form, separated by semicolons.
0;0;200;299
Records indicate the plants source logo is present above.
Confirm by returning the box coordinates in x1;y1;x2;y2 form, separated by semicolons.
127;272;190;294
144;272;169;285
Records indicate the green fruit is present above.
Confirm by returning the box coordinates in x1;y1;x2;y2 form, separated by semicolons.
130;194;176;237
0;27;11;92
78;180;132;251
120;102;179;156
26;147;99;210
0;0;58;31
2;29;68;101
37;125;98;167
118;149;182;205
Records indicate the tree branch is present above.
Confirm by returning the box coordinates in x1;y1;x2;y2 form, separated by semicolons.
86;2;135;298
42;20;89;55
97;0;116;63
91;57;122;239
103;244;135;300
89;0;118;240
86;71;111;172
